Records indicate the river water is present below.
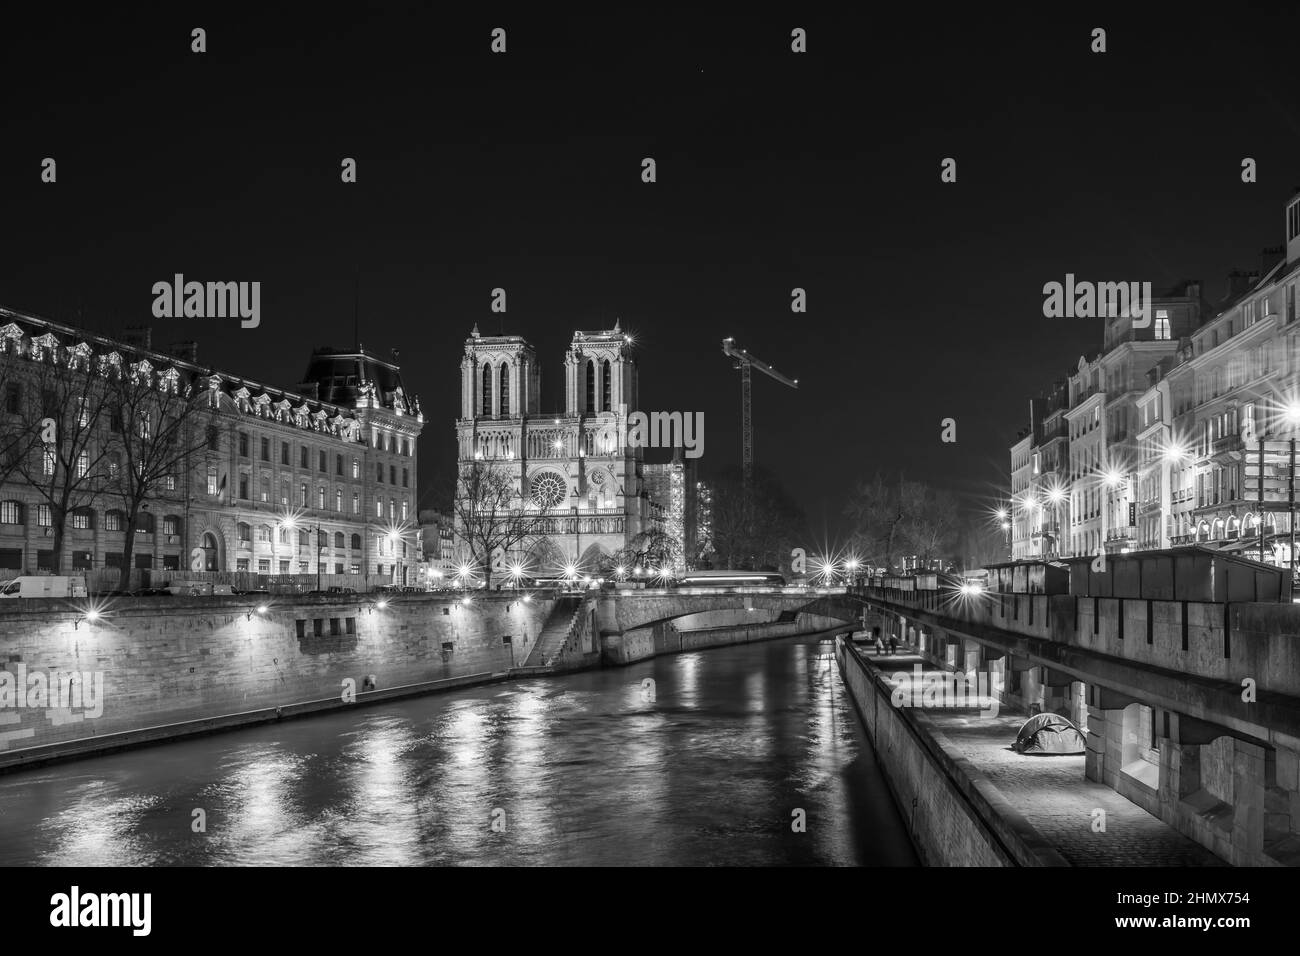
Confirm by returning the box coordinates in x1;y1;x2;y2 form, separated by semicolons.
0;635;917;866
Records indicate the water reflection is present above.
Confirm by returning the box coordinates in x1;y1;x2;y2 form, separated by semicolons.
0;636;917;867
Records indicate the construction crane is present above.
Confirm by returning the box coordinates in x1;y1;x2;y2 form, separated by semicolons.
721;337;799;490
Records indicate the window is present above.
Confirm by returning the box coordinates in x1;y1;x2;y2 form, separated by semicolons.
300;446;308;468
261;476;270;502
350;563;360;575
281;479;290;506
71;510;91;530
402;468;409;488
300;482;308;507
281;442;290;465
238;474;249;500
401;500;408;521
258;524;272;542
0;501;21;524
239;431;249;457
352;457;359;479
390;465;396;485
352;491;360;514
278;526;289;545
104;509;122;531
350;533;361;550
238;522;252;543
1154;309;1170;341
261;436;270;461
389;498;396;521
76;450;88;478
499;362;510;415
402;439;410;456
206;424;220;450
207;467;219;496
164;516;181;536
603;358;612;410
42;448;55;476
319;451;326;472
280;560;290;574
164;473;176;491
334;532;344;549
376;499;383;518
336;454;343;475
335;489;343;512
482;362;492;414
77;397;90;427
258;559;271;573
318;486;326;509
3;384;19;415
299;530;310;547
377;462;384;483
587;359;597;412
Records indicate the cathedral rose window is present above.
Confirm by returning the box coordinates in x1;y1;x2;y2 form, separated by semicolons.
531;472;566;509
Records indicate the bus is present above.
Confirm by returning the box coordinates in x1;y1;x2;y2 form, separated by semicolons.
672;570;786;588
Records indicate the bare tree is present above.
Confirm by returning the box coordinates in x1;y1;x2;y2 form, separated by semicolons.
0;349;41;489
452;462;551;588
898;482;962;569
708;467;804;570
844;474;904;570
10;340;116;574
102;361;211;582
613;528;682;573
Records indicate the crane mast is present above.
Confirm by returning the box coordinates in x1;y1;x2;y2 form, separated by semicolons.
721;337;798;490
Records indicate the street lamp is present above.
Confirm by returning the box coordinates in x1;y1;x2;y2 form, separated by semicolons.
282;515;324;592
1283;402;1300;575
1101;468;1124;556
1046;485;1066;558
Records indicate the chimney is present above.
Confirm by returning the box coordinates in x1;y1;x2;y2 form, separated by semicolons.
1263;245;1285;275
168;341;199;364
120;325;152;351
1227;270;1260;301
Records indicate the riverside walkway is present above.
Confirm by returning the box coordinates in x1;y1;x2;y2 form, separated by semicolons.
858;644;1223;866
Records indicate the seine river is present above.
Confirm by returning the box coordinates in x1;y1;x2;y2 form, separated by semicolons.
0;635;917;866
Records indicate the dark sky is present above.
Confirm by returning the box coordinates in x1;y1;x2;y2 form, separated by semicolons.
4;7;1300;541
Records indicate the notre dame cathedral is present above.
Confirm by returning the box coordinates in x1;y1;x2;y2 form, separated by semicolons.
454;322;668;574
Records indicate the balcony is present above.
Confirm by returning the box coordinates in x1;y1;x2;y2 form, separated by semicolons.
1210;434;1244;462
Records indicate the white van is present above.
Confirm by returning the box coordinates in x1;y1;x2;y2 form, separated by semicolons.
0;576;89;599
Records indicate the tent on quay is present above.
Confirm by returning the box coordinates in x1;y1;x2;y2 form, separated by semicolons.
1012;712;1086;755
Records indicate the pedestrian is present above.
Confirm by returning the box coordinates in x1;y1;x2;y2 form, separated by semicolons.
873;626;884;655
888;634;898;656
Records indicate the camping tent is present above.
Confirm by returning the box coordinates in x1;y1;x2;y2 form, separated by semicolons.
1013;712;1086;755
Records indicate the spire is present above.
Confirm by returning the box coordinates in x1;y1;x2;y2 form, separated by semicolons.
471;323;481;338
613;317;621;332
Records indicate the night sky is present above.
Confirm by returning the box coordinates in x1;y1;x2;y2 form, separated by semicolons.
4;7;1300;537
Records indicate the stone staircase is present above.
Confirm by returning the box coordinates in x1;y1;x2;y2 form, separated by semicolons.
523;596;585;667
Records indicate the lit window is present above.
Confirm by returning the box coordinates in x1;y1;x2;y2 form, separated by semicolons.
1155;309;1170;341
42;448;55;476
